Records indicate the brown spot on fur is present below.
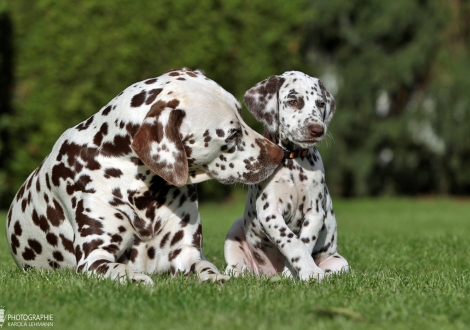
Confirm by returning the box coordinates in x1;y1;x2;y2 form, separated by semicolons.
53;250;64;262
145;88;163;105
192;223;202;250
14;221;22;236
168;248;182;261
131;90;147;107
76;200;104;237
10;234;20;255
104;168;123;179
101;134;132;157
22;247;36;261
46;233;58;246
47;199;66;226
32;210;49;233
51;162;75;187
129;248;138;263
82;239;105;259
102;105;112;116
75;116;94;131
160;232;171;248
145;78;158;84
93;123;108;146
147;247;155;259
170;230;184;246
16;183;26;201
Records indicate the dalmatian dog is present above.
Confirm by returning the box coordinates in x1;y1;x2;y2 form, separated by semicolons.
6;68;284;285
224;71;349;281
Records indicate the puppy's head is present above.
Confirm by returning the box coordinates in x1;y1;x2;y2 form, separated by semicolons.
132;69;283;186
244;71;336;149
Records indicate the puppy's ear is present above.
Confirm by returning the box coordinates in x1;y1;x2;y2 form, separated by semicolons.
243;76;285;134
318;80;336;126
131;100;188;186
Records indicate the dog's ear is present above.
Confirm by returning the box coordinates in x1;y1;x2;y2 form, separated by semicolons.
243;76;285;134
131;100;188;186
318;79;336;126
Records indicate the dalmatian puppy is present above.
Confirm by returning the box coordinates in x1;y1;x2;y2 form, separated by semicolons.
6;68;284;285
224;71;349;281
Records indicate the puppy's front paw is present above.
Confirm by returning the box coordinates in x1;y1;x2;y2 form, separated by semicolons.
298;267;325;281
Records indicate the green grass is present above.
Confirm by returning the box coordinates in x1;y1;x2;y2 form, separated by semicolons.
1;196;469;329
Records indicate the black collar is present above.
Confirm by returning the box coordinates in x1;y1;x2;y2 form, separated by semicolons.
264;131;309;160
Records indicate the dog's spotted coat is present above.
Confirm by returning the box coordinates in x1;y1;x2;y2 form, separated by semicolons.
224;71;349;280
6;68;284;284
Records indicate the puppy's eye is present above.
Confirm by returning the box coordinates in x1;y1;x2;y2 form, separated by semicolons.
288;100;298;107
316;100;326;108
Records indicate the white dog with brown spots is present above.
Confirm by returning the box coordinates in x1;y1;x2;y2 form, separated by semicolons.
224;71;349;281
6;68;284;285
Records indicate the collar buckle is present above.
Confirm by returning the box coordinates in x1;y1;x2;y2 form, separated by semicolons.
284;148;308;159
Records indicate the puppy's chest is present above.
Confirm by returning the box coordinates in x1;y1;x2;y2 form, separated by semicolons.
274;157;324;195
265;158;325;231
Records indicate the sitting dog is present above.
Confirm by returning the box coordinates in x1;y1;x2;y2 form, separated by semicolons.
224;71;349;281
6;68;284;284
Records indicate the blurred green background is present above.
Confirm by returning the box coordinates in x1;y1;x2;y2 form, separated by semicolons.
0;0;469;207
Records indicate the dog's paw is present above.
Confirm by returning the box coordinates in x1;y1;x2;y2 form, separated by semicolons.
298;268;325;282
130;273;154;285
214;273;231;283
200;272;231;283
105;263;154;285
318;254;349;276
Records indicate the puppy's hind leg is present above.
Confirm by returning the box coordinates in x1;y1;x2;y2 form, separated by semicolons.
317;253;349;275
224;217;254;277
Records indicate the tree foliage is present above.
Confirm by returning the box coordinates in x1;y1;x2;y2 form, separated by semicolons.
0;0;311;206
0;0;469;207
309;0;470;196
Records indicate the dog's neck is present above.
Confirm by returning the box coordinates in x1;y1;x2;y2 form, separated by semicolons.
263;131;309;160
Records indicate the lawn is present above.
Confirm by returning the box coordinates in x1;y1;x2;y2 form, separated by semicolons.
1;194;469;330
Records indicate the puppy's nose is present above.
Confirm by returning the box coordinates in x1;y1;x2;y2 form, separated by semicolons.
308;123;324;138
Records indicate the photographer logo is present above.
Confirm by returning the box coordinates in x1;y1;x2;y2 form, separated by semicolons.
0;306;5;328
0;307;53;327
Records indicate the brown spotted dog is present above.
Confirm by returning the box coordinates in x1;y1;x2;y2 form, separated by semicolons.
224;71;349;281
6;68;284;285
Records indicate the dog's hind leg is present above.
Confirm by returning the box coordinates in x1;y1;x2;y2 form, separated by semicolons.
224;217;257;277
317;253;349;275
